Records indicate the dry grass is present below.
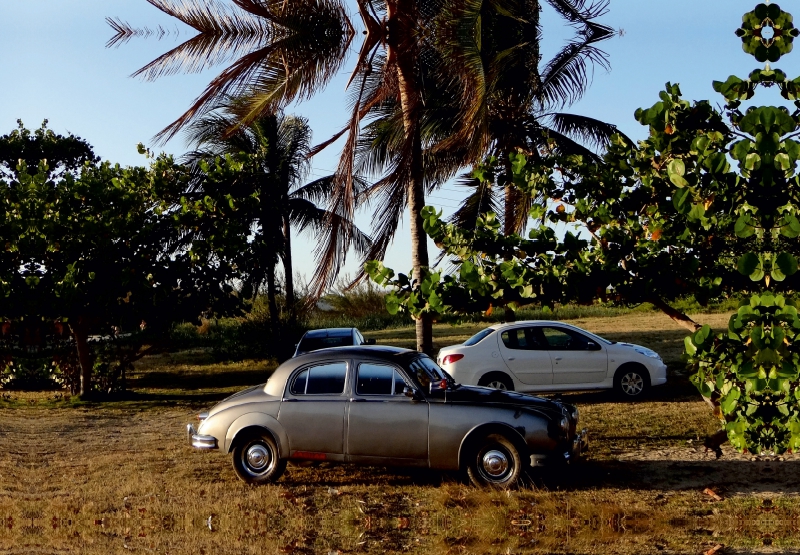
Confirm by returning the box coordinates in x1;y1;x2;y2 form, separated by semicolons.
2;311;799;554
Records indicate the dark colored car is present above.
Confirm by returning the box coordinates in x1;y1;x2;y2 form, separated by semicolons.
187;346;588;488
292;327;375;357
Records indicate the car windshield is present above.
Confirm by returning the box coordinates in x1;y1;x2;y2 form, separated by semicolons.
463;328;494;346
297;335;353;352
407;355;455;389
579;329;614;345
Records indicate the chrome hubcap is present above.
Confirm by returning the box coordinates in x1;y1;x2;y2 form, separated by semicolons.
481;450;509;477
487;381;508;391
245;444;271;472
621;372;644;395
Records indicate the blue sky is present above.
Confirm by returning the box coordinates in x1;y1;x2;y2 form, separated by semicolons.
0;0;788;288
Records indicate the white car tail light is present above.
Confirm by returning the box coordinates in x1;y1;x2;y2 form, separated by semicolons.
441;354;464;365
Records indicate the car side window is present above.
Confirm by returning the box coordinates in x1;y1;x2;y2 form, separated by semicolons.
501;328;545;350
355;364;411;396
541;327;589;351
291;369;308;394
356;363;393;395
291;362;348;395
393;369;409;395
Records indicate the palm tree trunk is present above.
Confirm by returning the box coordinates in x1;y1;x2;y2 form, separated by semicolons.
503;155;517;323
266;262;279;328
391;0;433;355
69;318;93;398
282;213;295;318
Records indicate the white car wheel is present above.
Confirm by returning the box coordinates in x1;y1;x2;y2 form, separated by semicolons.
614;365;650;398
478;373;514;391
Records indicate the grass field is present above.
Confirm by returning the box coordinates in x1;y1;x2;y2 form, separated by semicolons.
1;311;799;554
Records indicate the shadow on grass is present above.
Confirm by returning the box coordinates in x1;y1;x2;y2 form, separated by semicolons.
270;457;800;495
541;376;701;405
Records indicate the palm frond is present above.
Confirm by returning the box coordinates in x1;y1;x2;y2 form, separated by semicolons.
539;40;609;108
543;112;627;150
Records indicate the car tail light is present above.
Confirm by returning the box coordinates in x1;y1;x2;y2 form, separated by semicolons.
441;354;464;365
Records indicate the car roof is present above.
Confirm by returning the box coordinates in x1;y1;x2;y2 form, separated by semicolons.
485;320;577;332
302;328;355;338
267;346;422;396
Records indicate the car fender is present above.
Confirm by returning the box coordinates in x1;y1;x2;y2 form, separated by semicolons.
457;422;530;468
225;412;289;456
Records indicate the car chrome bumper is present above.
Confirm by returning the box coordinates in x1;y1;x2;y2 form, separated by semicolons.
572;427;589;458
186;423;218;450
530;428;588;467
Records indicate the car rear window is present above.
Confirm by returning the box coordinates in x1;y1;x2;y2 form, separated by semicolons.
464;328;494;346
290;362;347;395
298;335;353;352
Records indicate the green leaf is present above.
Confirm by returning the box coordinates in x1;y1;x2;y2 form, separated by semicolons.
721;386;741;414
775;152;793;171
672;188;692;212
737;253;760;276
734;214;756;238
776;253;799;276
684;336;697;355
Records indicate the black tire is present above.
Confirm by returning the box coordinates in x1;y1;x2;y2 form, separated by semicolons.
478;372;514;391
465;433;524;488
614;364;650;399
231;432;286;484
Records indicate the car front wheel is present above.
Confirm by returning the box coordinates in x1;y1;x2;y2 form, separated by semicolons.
465;433;524;488
232;433;287;484
614;364;650;398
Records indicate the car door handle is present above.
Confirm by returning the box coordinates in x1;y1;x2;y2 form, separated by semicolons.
554;357;563;361
507;357;515;361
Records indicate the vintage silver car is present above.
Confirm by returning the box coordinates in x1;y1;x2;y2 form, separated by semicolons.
186;346;588;487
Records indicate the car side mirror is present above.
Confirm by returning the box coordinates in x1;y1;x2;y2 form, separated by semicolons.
587;341;601;351
403;386;422;400
365;338;376;345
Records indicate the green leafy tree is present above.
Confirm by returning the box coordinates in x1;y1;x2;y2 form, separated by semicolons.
370;3;800;454
0;126;245;397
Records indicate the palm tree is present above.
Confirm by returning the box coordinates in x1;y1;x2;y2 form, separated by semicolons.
181;99;372;323
111;0;614;352
341;0;618;318
112;0;447;353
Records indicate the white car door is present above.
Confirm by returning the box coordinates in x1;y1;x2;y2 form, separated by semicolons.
540;326;608;385
497;326;553;386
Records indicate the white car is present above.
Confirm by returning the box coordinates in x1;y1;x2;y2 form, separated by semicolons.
437;321;667;398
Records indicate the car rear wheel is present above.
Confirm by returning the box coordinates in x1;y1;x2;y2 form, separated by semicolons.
465;433;524;488
614;364;650;398
232;433;286;484
478;372;514;391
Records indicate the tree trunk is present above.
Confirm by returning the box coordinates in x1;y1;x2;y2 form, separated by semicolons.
390;0;433;355
69;318;93;398
266;262;279;328
647;296;702;332
282;213;295;318
502;155;517;323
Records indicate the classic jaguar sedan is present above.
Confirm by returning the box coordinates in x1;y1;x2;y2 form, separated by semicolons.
187;346;587;487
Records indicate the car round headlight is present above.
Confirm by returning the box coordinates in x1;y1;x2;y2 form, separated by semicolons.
569;406;579;423
559;416;569;434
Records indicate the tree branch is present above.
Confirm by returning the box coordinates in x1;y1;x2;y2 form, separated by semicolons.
647;296;702;332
